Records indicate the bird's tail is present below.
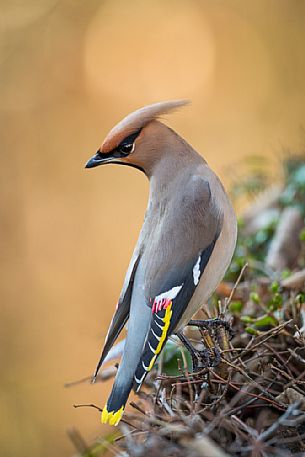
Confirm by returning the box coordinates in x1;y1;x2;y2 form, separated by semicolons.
101;271;152;426
101;379;133;426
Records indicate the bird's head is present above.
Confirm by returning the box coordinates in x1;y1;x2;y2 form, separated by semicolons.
85;100;190;176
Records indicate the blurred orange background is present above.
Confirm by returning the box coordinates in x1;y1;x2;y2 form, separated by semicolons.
1;1;305;456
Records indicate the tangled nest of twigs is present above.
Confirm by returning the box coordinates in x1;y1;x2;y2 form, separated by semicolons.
70;270;305;457
69;156;305;457
106;271;305;457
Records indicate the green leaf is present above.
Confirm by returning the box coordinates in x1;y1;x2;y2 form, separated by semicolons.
229;300;243;313
241;315;255;323
245;327;259;335
299;228;305;242
160;340;192;375
295;293;305;305
269;293;283;310
281;269;291;279
270;281;279;293
253;314;278;328
250;292;260;304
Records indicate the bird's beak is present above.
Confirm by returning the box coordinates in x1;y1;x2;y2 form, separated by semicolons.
85;152;113;169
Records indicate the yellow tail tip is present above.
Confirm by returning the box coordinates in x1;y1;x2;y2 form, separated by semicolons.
101;404;124;426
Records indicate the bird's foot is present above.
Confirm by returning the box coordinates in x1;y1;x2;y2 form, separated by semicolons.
188;318;234;340
176;333;222;373
176;332;201;372
197;347;221;368
177;317;233;374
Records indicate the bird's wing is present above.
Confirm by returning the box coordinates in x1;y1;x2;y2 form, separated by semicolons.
134;176;223;390
93;253;141;380
133;239;216;390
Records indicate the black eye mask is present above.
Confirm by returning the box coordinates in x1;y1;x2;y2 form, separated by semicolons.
116;129;142;156
95;129;142;160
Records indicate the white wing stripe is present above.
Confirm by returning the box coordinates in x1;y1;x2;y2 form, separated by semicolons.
151;328;161;341
154;285;183;303
154;320;163;331
148;341;156;354
193;255;201;286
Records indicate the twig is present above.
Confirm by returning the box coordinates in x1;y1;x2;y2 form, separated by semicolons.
232;320;293;362
73;403;102;412
260;402;304;442
224;262;248;312
130;401;147;416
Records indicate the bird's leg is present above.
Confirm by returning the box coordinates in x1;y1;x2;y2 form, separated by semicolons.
187;318;233;368
195;326;221;368
176;317;233;373
176;333;214;373
176;332;200;372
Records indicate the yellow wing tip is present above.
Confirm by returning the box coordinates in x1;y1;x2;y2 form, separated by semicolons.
101;404;125;426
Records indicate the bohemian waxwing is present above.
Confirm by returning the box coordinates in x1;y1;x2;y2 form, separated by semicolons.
85;100;237;426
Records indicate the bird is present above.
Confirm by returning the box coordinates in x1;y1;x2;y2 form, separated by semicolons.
85;100;237;426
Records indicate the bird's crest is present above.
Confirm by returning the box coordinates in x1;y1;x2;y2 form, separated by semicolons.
101;100;190;153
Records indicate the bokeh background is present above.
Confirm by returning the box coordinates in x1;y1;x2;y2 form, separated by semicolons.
1;0;305;456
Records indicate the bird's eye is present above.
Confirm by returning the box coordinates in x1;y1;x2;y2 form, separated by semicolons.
118;143;135;156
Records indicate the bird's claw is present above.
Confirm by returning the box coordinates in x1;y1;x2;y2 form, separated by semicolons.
188;318;234;340
196;347;221;368
177;317;233;373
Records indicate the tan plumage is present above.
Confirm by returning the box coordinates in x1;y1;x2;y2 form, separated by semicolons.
100;99;189;153
85;100;237;426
